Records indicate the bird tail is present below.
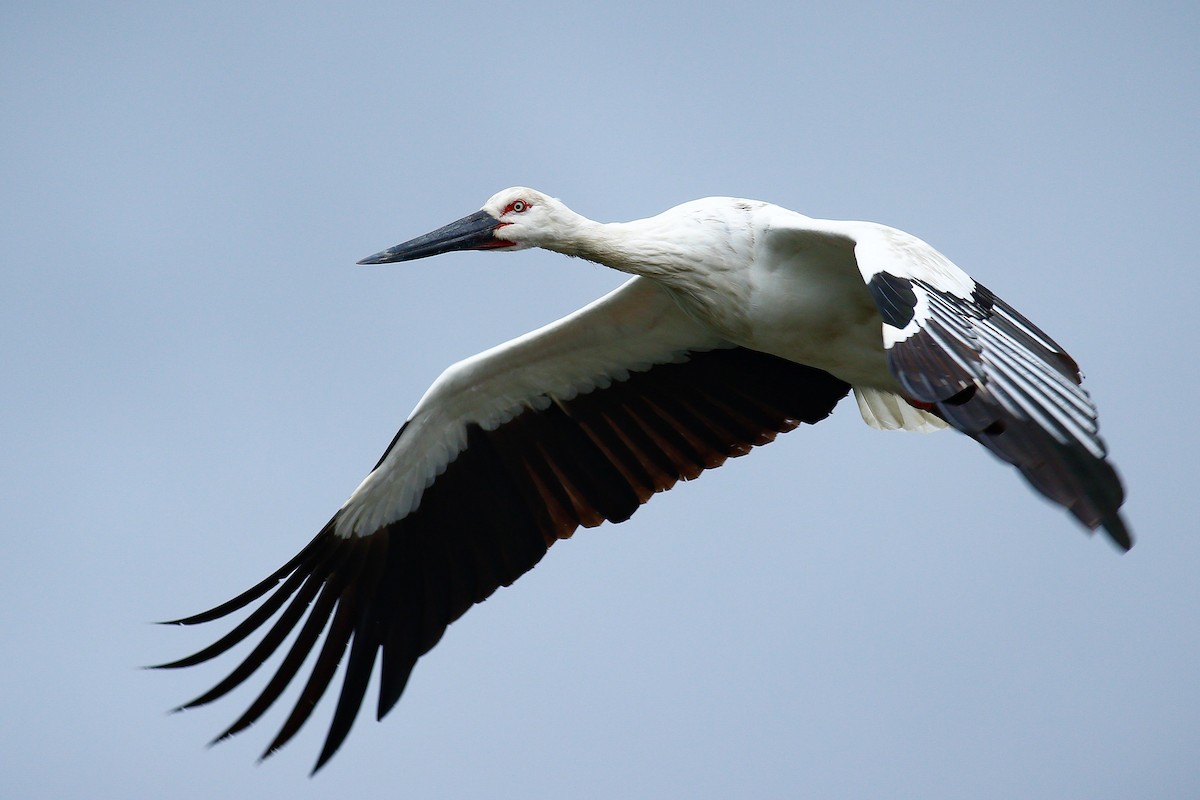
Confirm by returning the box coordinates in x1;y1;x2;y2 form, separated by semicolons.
853;386;947;432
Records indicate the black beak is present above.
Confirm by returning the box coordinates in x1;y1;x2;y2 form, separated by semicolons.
357;209;512;264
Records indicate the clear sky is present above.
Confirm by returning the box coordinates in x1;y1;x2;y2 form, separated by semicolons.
3;2;1198;798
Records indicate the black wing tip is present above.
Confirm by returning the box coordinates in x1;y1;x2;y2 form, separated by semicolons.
310;740;341;776
155;614;208;627
1102;514;1134;552
145;656;196;671
259;729;294;767
208;729;238;749
254;740;337;778
155;353;854;773
254;727;341;776
256;745;279;767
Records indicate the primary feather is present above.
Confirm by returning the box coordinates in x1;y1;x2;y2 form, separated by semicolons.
156;187;1131;773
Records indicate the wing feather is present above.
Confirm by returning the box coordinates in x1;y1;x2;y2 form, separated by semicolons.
155;278;851;772
854;230;1131;549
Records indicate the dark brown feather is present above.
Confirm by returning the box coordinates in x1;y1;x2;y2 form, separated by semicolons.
156;347;850;772
877;280;1131;550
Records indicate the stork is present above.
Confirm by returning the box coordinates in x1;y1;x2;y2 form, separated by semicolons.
156;187;1131;773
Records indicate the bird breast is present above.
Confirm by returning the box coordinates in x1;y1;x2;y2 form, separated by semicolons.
745;228;896;388
661;217;893;389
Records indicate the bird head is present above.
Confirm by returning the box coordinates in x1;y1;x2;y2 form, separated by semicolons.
358;187;571;264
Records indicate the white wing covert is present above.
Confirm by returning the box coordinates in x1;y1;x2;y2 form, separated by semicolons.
855;229;1131;549
154;276;852;772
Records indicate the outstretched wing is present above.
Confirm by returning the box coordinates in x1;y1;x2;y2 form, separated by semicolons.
853;226;1131;549
154;277;851;772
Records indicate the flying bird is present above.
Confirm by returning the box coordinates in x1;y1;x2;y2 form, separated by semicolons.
156;187;1131;773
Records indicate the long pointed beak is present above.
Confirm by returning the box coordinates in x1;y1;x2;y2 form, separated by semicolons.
357;209;513;264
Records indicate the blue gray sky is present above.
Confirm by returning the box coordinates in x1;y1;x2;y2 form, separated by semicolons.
3;2;1198;798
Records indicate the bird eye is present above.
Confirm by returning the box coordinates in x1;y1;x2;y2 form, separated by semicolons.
510;200;527;213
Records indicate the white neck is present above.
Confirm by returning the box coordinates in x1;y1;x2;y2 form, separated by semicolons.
542;207;753;341
544;215;699;282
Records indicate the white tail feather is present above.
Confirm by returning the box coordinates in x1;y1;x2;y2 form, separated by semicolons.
854;386;947;432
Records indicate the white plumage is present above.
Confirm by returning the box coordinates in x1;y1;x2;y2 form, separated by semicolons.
157;187;1130;773
338;276;724;538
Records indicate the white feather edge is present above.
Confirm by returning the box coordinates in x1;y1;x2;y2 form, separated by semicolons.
845;223;977;350
853;386;947;432
334;277;727;538
851;232;1106;456
850;223;974;287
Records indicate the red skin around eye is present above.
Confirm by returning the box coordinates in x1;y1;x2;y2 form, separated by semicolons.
490;201;526;245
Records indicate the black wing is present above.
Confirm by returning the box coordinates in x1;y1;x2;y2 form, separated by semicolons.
867;270;1131;549
153;347;850;773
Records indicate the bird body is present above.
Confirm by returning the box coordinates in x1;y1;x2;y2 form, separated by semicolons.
341;194;945;539
529;195;898;385
158;187;1131;773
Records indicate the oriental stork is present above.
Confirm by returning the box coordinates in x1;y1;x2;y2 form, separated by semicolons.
156;187;1131;773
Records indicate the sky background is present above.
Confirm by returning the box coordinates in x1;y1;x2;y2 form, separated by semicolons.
3;2;1198;798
